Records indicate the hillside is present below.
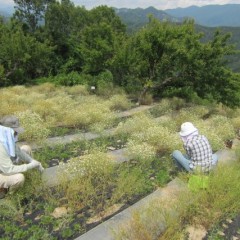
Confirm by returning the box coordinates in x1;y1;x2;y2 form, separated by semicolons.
165;4;240;27
194;24;240;72
114;6;180;33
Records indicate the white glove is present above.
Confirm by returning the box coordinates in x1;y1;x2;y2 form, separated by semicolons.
26;159;41;170
38;164;44;173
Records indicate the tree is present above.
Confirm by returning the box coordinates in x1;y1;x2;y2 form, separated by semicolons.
119;17;240;106
13;0;54;33
44;0;88;73
79;6;126;75
0;21;54;86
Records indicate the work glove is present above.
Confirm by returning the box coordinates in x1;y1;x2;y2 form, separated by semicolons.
38;163;44;173
26;159;41;171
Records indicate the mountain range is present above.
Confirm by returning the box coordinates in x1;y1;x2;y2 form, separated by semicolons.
115;4;240;30
1;4;240;28
165;4;240;27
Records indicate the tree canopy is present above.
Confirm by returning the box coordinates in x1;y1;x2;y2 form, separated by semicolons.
0;2;240;106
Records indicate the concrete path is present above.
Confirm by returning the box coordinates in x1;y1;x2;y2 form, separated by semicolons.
76;178;188;240
116;105;154;118
46;105;155;145
20;105;155;150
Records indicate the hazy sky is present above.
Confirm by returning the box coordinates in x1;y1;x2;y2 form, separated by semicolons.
1;0;240;10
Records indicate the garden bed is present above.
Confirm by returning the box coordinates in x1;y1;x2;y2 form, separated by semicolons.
34;135;128;168
203;213;240;239
0;155;173;240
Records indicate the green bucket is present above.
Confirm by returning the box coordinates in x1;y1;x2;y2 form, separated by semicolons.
188;175;209;192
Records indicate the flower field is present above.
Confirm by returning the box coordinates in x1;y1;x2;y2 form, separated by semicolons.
0;84;239;239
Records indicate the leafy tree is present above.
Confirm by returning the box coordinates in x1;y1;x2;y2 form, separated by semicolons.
119;16;240;106
79;6;126;75
0;21;54;86
44;0;88;73
80;23;114;74
13;0;54;33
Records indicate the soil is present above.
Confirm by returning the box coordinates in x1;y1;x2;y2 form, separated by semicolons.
0;191;150;240
203;214;240;239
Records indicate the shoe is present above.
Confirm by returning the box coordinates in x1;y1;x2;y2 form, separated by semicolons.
0;188;8;199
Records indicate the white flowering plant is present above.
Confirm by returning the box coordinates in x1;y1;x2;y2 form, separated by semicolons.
16;110;50;143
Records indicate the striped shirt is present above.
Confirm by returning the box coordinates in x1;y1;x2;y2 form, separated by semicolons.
184;135;213;172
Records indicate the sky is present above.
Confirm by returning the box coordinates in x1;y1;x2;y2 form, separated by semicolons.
1;0;240;10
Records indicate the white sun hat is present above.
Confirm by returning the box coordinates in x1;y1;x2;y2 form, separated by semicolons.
179;122;198;137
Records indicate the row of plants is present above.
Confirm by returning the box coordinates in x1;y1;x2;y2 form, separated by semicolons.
114;159;240;240
1;86;240;239
0;148;172;240
0;84;133;142
34;100;238;168
7;90;240;172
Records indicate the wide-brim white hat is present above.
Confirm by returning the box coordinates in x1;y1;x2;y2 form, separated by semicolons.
179;122;198;137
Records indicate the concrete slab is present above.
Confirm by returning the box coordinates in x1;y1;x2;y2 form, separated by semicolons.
42;166;58;187
107;148;129;163
46;132;100;145
116;105;155;118
216;149;238;165
76;178;187;240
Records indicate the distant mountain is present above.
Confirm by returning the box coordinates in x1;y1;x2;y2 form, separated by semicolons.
114;7;180;33
165;4;240;27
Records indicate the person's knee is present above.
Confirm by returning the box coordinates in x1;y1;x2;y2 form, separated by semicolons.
172;150;181;158
20;145;32;156
14;174;25;187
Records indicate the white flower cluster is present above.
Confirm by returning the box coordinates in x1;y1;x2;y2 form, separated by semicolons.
194;119;225;151
58;151;114;180
115;113;155;137
130;125;182;154
126;141;156;161
16;110;50;143
0;85;122;130
208;115;235;141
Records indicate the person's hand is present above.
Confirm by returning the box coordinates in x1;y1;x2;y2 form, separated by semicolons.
27;159;41;170
38;164;44;173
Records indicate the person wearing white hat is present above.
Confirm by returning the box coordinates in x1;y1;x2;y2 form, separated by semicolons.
172;122;218;173
0;115;44;199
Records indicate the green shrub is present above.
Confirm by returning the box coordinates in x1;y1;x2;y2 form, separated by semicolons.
107;94;132;111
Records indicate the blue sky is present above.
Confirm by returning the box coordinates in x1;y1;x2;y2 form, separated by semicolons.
1;0;240;10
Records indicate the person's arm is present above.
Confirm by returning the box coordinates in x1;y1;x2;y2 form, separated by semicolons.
15;145;33;163
184;142;192;158
0;144;40;174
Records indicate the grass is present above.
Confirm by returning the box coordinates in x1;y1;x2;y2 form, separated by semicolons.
1;83;240;239
0;151;169;239
0;84;133;140
115;159;240;240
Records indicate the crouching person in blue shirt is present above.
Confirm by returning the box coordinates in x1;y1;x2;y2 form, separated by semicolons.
172;122;218;173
